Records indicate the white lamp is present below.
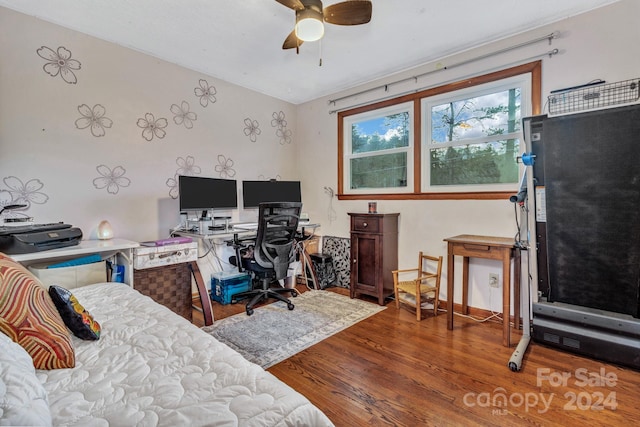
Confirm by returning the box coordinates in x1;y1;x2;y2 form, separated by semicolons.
97;220;114;240
295;7;324;42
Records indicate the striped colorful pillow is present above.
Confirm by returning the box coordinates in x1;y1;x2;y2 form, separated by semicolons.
0;253;75;369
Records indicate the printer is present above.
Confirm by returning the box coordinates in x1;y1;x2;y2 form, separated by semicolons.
0;223;82;254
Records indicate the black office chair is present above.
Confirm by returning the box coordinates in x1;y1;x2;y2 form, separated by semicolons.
230;202;302;315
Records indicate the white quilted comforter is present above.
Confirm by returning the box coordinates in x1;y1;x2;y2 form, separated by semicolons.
36;282;333;427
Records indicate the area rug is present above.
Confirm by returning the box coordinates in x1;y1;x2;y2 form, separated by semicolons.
202;290;386;369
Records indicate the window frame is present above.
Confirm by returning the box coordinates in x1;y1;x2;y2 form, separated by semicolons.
342;101;414;195
337;61;541;200
422;74;531;193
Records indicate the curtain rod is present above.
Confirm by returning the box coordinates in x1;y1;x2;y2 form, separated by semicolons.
328;48;559;114
327;31;559;113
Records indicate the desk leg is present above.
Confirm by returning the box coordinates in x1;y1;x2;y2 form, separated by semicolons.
188;261;214;326
502;250;511;347
447;243;454;330
462;256;469;315
513;248;521;332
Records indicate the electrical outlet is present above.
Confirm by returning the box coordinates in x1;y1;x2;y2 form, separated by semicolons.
489;273;500;288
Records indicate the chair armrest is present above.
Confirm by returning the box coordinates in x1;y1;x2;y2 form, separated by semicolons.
226;234;256;248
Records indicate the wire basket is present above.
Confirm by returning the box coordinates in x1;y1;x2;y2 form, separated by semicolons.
547;78;640;115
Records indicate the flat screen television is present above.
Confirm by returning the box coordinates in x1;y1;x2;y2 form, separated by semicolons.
178;175;238;212
242;180;301;208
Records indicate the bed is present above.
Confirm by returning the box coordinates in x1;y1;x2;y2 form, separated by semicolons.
0;253;333;426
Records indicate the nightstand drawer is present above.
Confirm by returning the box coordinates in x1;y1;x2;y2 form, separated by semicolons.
351;215;381;233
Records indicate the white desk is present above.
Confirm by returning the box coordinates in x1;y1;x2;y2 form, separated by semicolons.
175;222;319;241
175;229;254;241
11;238;139;286
173;223;320;324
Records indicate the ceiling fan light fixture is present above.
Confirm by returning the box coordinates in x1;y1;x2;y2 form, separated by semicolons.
295;8;324;42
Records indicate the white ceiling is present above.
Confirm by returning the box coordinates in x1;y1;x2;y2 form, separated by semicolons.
1;0;618;104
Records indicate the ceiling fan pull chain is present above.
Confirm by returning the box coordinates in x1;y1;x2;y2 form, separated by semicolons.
319;39;323;67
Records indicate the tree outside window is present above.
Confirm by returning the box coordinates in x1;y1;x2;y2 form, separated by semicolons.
428;87;521;187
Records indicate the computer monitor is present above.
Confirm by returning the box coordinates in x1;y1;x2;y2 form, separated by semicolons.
178;175;238;213
242;180;301;208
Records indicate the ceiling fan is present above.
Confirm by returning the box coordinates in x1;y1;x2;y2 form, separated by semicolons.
276;0;372;53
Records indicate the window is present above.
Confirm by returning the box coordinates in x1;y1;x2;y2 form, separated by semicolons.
423;75;530;193
338;61;541;200
343;102;413;194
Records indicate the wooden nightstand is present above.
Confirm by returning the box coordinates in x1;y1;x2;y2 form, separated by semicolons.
348;213;399;305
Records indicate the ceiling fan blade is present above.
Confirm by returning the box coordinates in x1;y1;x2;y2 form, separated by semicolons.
283;30;303;50
323;0;372;25
275;0;305;10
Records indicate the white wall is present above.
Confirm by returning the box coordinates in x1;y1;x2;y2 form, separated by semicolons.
295;0;640;312
0;7;297;244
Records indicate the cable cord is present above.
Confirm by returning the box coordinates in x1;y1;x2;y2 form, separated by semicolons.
513;202;521;243
324;186;337;224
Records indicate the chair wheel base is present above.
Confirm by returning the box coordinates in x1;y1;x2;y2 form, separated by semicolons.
287;303;295;310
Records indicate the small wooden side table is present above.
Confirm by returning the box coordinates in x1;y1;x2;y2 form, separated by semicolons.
444;234;521;347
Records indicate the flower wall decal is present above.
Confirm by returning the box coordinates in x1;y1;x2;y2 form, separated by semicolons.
2;176;49;209
166;174;180;199
36;46;81;84
243;118;261;142
276;127;292;145
214;154;236;178
93;165;131;195
170;101;197;129
271;111;287;129
136;113;168;141
75;104;113;137
176;156;201;176
194;79;217;107
258;174;282;181
271;111;292;144
167;156;201;198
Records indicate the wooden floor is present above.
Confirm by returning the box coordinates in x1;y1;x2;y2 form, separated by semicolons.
193;287;640;426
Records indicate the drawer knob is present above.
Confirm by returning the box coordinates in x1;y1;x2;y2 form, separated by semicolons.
363;222;368;227
353;259;357;263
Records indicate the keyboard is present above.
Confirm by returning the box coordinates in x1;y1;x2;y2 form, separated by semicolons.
233;223;258;230
0;222;72;236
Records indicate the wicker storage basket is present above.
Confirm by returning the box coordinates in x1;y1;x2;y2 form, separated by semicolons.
134;263;192;321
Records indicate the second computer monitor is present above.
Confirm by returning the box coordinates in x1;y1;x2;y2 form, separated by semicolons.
242;180;301;208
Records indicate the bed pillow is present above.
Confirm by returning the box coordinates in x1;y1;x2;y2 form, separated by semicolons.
49;285;101;340
0;332;53;426
0;253;75;369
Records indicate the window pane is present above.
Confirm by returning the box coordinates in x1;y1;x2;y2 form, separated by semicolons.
431;88;521;143
351;153;407;189
430;139;520;185
351;112;410;154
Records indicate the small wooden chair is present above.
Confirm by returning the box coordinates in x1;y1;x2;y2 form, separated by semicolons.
392;252;443;321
